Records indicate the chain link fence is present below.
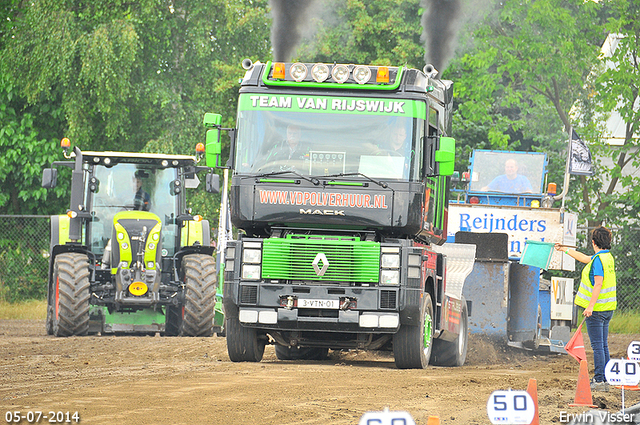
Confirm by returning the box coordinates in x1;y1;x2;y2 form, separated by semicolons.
0;217;638;312
0;215;50;302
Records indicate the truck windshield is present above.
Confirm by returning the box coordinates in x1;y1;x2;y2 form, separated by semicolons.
234;97;425;181
86;163;178;256
469;151;546;194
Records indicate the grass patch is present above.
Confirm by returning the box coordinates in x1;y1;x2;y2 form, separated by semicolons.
610;310;640;334
0;299;47;320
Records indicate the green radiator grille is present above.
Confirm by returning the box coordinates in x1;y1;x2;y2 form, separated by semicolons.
261;236;380;283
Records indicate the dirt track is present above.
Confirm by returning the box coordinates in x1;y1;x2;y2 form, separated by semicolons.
1;320;638;425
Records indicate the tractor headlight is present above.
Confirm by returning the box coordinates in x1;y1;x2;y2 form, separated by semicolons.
380;270;400;285
242;264;261;280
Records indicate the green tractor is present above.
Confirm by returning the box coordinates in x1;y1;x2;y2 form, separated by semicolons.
42;139;221;336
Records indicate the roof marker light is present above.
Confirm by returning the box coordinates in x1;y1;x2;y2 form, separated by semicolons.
376;67;389;83
353;66;371;84
331;64;350;84
273;62;286;79
311;63;329;82
289;63;307;82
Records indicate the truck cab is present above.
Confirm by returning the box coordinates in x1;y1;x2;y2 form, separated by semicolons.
206;60;475;369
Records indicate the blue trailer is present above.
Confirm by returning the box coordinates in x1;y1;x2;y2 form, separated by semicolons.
447;150;576;352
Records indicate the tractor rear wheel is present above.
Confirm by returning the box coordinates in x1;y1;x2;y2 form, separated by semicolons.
163;304;183;336
180;254;217;337
51;253;91;337
393;293;434;369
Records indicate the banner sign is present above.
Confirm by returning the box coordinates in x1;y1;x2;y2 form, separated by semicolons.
239;93;425;118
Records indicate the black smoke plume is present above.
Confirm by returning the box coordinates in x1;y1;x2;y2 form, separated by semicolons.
421;0;495;73
420;0;463;72
269;0;317;62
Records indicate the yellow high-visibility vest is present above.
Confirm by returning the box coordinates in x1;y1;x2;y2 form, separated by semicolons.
575;251;617;311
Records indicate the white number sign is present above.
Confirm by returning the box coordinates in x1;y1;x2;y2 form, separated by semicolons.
605;359;640;386
487;390;535;424
358;408;416;425
628;341;640;362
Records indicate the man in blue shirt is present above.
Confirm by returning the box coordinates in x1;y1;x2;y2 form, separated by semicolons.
482;158;533;193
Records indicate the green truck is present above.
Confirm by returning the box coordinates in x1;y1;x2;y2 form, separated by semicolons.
42;143;220;336
205;60;475;368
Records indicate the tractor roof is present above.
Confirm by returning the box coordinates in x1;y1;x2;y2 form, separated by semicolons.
76;151;199;167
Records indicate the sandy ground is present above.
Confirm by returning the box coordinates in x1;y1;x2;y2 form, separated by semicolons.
0;320;638;425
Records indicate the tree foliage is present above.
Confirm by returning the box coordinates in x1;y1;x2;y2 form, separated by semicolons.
0;0;271;217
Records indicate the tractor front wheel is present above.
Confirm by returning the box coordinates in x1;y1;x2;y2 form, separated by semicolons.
180;254;217;337
51;253;91;337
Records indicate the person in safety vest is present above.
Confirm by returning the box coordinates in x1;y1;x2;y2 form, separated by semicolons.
555;226;617;392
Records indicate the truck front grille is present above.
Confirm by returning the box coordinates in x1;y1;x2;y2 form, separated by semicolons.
380;290;397;309
240;285;258;304
261;236;380;283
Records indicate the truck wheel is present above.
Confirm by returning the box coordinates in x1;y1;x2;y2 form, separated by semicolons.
163;305;183;336
51;253;91;337
226;315;265;362
275;346;329;361
180;254;217;337
393;293;434;369
431;298;469;366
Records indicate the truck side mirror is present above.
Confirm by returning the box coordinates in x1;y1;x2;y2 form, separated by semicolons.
435;136;455;176
206;173;220;194
203;113;222;168
42;168;58;189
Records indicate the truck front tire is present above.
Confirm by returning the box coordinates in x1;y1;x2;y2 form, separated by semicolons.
226;315;266;362
393;293;434;369
51;253;90;337
431;298;469;366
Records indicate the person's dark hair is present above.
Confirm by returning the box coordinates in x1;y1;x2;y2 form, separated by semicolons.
592;226;612;250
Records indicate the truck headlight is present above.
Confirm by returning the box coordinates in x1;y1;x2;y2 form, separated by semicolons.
381;253;400;268
242;264;261;280
380;270;399;285
243;248;262;264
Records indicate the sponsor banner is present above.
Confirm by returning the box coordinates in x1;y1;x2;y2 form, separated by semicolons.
239;93;425;118
448;205;577;270
258;189;388;210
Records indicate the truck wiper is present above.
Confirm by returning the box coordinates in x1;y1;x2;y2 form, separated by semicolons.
321;172;389;189
253;170;321;186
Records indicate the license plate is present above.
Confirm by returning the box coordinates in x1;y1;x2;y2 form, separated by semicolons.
298;298;339;309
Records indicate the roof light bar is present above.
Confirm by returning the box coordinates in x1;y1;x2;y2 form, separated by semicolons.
331;64;350;84
289;63;308;82
353;66;372;84
311;63;330;82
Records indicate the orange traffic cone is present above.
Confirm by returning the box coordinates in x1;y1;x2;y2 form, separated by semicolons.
426;416;440;425
526;378;539;425
569;360;597;407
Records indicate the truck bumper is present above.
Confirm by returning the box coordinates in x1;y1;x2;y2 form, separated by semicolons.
228;283;401;333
